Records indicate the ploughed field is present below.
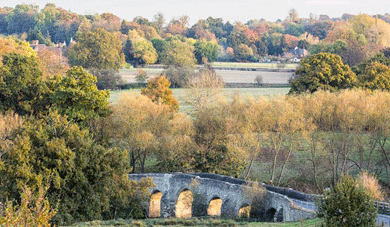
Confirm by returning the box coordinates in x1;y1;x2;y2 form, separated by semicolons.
119;65;294;84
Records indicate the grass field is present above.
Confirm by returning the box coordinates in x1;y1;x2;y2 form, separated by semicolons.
69;217;322;227
108;88;290;106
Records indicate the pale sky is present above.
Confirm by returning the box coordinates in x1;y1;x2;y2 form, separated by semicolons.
2;0;390;25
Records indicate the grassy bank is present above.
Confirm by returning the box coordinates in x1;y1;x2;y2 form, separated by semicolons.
69;217;322;227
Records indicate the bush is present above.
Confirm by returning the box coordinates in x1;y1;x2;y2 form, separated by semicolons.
135;69;148;83
254;75;263;86
89;68;123;90
0;184;56;227
163;65;195;88
317;174;377;227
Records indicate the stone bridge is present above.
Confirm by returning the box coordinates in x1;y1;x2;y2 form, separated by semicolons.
129;173;316;222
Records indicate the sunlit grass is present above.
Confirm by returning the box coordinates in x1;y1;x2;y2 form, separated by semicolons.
109;88;290;106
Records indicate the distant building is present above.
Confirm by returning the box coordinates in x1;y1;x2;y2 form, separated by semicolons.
30;40;67;57
284;47;308;59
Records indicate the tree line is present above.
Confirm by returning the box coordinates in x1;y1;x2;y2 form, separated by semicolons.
2;4;390;67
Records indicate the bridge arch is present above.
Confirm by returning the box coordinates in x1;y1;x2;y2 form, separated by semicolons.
207;196;223;216
276;208;283;222
149;190;162;218
175;188;193;218
239;203;251;218
129;173;317;221
265;208;277;222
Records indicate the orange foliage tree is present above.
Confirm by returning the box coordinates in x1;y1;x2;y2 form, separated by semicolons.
141;75;179;112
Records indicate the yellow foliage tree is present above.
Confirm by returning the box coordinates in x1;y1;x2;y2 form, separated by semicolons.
0;37;37;66
141;75;179;112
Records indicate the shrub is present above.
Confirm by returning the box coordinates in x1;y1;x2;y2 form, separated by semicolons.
135;69;148;84
89;68;123;90
0;184;56;227
254;75;263;86
317;174;377;227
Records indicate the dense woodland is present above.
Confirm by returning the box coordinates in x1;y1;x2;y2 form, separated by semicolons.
2;3;390;226
2;4;390;66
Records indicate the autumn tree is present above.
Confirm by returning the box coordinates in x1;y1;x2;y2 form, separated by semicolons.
234;44;254;61
289;53;358;94
152;12;165;35
126;37;158;65
37;49;69;79
141;75;179;112
109;94;193;173
0;37;37;62
192;99;247;177
67;28;125;71
90;13;121;33
323;14;390;66
184;66;224;112
166;16;189;36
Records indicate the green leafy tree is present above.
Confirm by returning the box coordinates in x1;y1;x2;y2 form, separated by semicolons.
194;40;219;64
26;27;52;46
67;28;125;71
161;37;196;68
0;53;46;116
298;39;310;50
317;174;377;227
141;75;179;112
289;53;357;94
6;4;38;34
131;38;158;65
0;111;152;225
255;39;268;57
359;62;390;91
48;66;110;125
284;23;305;37
151;38;167;62
353;53;390;75
227;23;249;48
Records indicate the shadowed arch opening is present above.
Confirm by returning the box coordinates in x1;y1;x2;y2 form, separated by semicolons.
239;203;251;218
149;191;162;218
276;208;283;222
175;189;193;218
265;208;277;222
207;197;222;216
